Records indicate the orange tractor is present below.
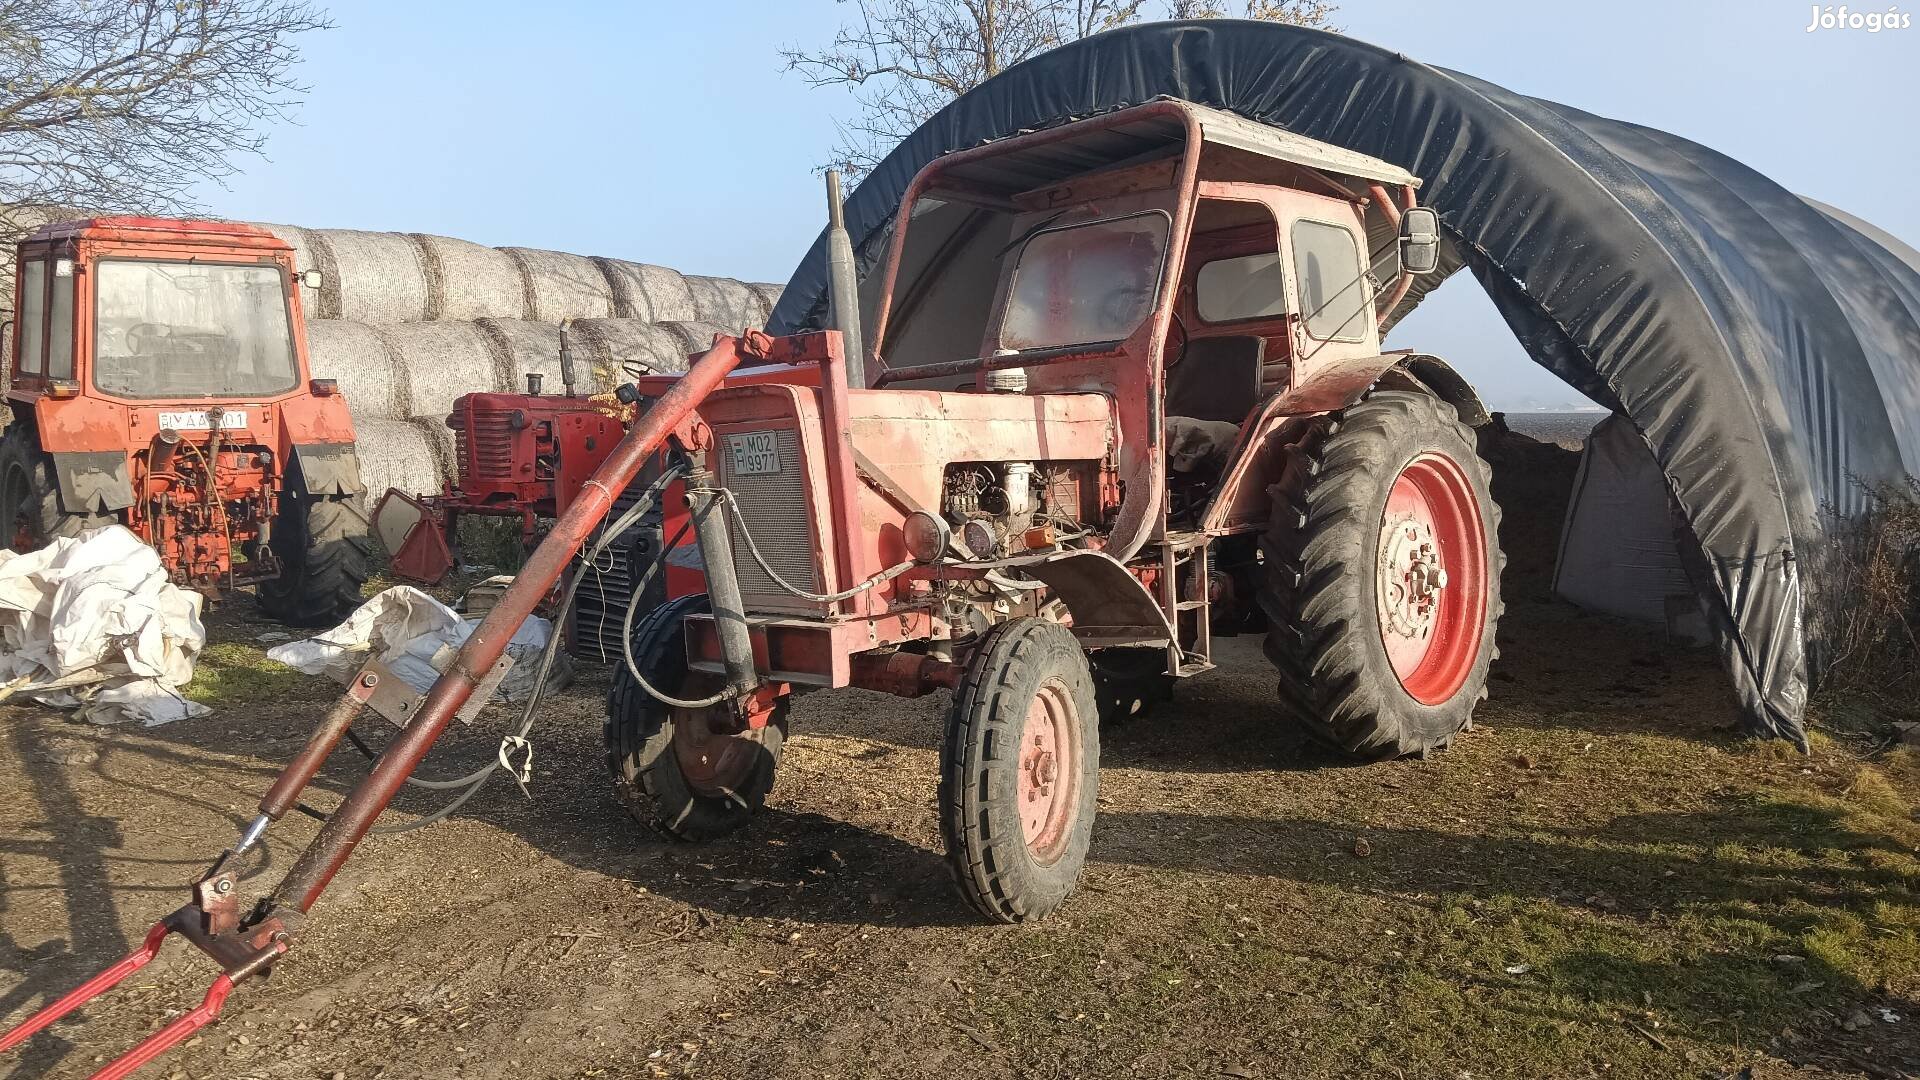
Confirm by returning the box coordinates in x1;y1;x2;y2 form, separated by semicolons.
4;101;1502;1075
0;216;372;624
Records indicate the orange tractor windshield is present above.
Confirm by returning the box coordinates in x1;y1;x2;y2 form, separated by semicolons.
91;258;300;400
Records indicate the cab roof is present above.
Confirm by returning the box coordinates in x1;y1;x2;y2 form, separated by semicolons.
23;216;288;249
931;97;1420;195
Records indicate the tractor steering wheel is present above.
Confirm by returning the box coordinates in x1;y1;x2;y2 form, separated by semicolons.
125;323;171;355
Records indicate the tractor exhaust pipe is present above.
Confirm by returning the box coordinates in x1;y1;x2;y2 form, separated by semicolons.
825;171;866;390
149;429;182;475
557;317;578;398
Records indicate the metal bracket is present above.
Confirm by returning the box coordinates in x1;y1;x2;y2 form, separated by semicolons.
332;651;515;730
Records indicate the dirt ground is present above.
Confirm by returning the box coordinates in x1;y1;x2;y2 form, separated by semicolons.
4;436;1920;1080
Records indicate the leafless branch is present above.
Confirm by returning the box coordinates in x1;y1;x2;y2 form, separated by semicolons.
0;0;331;248
782;0;1337;179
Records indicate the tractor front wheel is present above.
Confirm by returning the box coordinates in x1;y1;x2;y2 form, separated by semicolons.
0;425;111;550
940;618;1099;923
1259;391;1504;759
258;492;373;627
606;594;788;842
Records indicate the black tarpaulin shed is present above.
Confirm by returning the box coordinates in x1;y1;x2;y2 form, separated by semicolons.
768;20;1920;746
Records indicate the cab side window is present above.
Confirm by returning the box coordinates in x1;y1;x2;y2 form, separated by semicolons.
1291;220;1369;342
1195;253;1286;323
47;261;73;379
17;260;44;376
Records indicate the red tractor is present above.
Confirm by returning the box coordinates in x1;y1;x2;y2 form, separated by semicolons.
375;327;625;586
0;216;372;624
6;101;1504;1074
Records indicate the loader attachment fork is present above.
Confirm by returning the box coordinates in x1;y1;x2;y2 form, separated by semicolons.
0;330;789;1079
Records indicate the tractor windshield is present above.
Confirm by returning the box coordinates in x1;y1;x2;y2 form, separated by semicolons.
998;212;1171;352
92;260;300;399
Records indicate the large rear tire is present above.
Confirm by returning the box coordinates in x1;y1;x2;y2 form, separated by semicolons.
1259;391;1503;759
258;492;373;627
605;594;787;842
940;618;1099;924
0;425;112;549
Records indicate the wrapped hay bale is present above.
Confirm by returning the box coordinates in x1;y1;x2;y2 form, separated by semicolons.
306;320;402;420
684;275;769;331
315;229;432;323
412;234;529;322
377;322;501;421
502;248;615;322
594;258;697;323
569;319;692;384
658;321;730;364
476;318;566;395
747;281;783;317
353;417;446;500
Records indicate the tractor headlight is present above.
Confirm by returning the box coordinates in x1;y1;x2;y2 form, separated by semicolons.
901;510;950;564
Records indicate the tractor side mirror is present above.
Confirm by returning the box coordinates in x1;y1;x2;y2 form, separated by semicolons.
1398;207;1442;275
300;268;324;290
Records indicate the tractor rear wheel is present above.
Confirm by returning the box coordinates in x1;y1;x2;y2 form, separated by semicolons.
940;618;1099;923
1259;391;1504;759
257;492;373;627
606;594;788;842
0;425;111;549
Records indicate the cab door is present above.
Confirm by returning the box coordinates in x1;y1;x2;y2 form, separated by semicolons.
1271;191;1381;387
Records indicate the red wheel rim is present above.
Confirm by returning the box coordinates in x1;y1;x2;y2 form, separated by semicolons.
1376;452;1488;705
672;692;778;799
1017;678;1080;864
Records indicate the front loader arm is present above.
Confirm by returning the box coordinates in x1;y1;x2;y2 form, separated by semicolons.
0;331;769;1079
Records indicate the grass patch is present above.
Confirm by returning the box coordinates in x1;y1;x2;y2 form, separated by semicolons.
185;641;310;707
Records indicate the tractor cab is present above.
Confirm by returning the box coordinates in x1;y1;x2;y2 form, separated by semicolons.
866;100;1444;544
0;217;369;621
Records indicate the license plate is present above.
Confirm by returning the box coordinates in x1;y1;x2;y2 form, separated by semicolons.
158;410;247;431
727;432;781;476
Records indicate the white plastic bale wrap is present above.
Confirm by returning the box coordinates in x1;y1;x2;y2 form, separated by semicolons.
594;258;697;323
315;229;431;323
304;320;402;419
503;247;615;322
412;233;530;321
353;417;447;500
683;275;770;331
377;321;499;421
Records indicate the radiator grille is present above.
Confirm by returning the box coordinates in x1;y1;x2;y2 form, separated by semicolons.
569;479;662;664
467;410;515;482
714;428;820;604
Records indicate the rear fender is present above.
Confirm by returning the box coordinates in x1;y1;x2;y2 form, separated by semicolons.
1200;352;1487;533
276;390;356;446
287;443;366;497
52;451;135;513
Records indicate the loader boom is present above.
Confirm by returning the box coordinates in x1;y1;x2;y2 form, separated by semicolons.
0;330;755;1079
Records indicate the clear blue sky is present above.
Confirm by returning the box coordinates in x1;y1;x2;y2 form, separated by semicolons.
193;0;1919;409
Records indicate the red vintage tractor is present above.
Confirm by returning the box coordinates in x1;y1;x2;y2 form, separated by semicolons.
0;216;373;625
4;101;1503;1075
374;326;625;586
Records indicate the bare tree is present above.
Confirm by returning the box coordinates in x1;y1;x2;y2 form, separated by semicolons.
0;0;330;245
783;0;1338;178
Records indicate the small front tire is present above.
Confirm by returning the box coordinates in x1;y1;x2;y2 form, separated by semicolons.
940;618;1099;924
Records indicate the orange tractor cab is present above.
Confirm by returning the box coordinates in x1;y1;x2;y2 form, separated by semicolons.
0;216;372;624
4;102;1506;1076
